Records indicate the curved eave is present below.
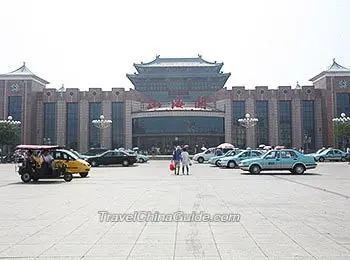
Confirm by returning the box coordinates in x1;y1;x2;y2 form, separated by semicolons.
0;74;49;85
126;72;231;79
309;71;350;82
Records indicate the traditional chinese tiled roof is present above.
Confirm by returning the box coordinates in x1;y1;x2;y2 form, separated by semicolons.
310;59;350;82
135;54;223;68
0;62;49;84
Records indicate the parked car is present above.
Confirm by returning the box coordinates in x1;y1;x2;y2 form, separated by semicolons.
82;148;108;157
125;150;149;163
208;149;241;166
312;148;348;162
192;148;216;163
239;149;317;174
87;150;137;167
218;149;263;168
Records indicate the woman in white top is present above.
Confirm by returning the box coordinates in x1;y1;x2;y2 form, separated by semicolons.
181;147;190;175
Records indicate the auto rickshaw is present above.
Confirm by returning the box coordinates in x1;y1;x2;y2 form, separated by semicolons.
15;145;73;183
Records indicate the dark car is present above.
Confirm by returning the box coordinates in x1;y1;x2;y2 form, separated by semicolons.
82;148;108;157
87;150;137;167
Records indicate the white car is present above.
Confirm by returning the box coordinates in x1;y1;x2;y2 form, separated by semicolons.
192;148;216;163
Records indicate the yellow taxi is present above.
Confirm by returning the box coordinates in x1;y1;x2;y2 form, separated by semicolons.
51;149;91;177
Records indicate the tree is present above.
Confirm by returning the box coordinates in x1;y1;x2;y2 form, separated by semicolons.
0;123;21;146
333;123;350;149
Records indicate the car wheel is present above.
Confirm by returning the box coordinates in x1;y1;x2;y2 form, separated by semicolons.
341;157;346;162
122;160;130;167
198;157;204;163
293;164;305;174
91;160;98;167
215;160;220;167
318;157;325;162
227;161;236;169
63;173;73;182
80;173;88;178
249;165;261;174
21;173;31;183
139;158;145;163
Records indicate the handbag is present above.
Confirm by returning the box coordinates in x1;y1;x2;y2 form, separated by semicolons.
169;162;175;171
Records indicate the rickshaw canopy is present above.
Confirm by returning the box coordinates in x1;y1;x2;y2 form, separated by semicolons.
15;145;61;150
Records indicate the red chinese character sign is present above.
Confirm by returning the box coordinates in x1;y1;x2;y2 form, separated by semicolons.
195;96;207;109
147;99;161;110
171;96;185;109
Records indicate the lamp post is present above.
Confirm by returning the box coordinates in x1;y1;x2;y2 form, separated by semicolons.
332;113;350;149
92;115;112;148
238;113;258;128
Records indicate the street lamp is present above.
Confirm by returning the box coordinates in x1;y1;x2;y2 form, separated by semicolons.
0;116;21;125
332;113;350;123
92;115;112;148
238;113;258;128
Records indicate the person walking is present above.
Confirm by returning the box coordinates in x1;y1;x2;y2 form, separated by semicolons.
181;146;190;175
172;146;182;175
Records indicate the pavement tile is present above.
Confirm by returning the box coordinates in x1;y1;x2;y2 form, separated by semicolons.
129;242;174;256
84;243;134;257
39;243;92;257
0;244;49;258
175;242;219;257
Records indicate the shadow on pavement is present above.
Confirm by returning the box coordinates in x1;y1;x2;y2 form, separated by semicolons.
241;172;322;176
8;180;64;185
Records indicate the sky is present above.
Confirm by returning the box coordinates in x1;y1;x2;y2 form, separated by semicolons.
0;0;349;91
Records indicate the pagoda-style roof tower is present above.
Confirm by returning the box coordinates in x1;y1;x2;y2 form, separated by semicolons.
310;58;350;83
0;62;49;85
126;55;231;102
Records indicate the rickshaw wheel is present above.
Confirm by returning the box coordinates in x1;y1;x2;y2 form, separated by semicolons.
63;173;73;182
21;173;31;183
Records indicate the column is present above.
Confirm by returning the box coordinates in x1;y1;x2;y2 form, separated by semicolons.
101;100;112;149
268;98;278;146
36;100;44;144
224;99;232;143
246;98;256;148
125;100;132;149
56;100;66;147
315;98;323;149
292;98;302;149
79;100;89;153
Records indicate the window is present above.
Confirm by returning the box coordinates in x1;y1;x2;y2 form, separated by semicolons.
302;101;315;150
89;102;101;148
252;151;262;157
239;151;250;157
232;101;246;148
265;151;279;159
66;103;78;150
44;103;56;144
336;93;350;116
279;101;292;147
132;117;224;135
326;151;333;155
280;151;297;159
8;96;22;121
256;101;269;146
112;102;125;149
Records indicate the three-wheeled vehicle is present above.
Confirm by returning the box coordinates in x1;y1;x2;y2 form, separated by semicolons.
15;145;73;183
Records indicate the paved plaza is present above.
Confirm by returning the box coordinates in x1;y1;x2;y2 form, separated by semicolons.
0;161;350;260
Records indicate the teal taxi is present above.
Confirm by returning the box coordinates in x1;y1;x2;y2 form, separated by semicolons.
239;149;317;174
218;149;263;168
